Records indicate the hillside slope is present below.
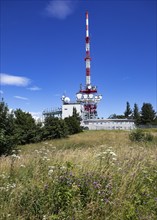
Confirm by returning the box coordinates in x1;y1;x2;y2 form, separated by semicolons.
1;130;157;219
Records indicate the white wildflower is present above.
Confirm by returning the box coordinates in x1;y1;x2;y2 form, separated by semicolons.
112;157;117;161
48;169;53;176
96;153;101;157
110;152;117;157
42;215;46;220
11;154;20;159
60;166;66;170
20;164;26;168
48;166;55;170
102;151;108;154
10;183;16;188
43;156;48;160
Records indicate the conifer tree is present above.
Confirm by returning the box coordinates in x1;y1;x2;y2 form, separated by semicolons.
124;101;132;118
0;99;16;155
133;103;141;125
141;103;156;124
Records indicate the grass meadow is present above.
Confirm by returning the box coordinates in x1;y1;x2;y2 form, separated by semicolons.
0;130;157;220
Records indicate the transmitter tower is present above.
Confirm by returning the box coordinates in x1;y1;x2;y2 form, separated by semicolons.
76;11;102;120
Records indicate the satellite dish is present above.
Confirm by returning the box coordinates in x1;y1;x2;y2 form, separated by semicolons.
89;94;93;99
87;85;92;89
64;97;70;103
76;93;82;100
83;94;88;99
61;95;65;101
98;95;102;100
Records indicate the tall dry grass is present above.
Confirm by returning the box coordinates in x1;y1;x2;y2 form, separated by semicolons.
0;130;157;219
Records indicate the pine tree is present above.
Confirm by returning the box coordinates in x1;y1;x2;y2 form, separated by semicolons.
133;103;141;125
43;116;68;140
141;103;156;125
14;109;40;144
124;101;132;118
0;99;16;155
64;108;82;135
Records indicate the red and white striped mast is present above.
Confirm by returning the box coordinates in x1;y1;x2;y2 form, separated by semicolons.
85;11;91;86
76;11;102;120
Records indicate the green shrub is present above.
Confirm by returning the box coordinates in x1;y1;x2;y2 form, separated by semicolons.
129;129;154;142
129;129;145;142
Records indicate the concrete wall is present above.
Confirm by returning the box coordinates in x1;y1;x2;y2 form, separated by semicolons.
82;119;136;130
62;103;82;119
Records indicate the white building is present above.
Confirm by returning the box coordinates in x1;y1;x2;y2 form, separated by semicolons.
82;119;135;130
44;101;136;130
62;103;83;119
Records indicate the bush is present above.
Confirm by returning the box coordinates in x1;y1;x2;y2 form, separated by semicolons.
129;129;153;142
145;133;154;142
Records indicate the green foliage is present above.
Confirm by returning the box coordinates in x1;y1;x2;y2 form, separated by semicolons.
65;108;82;135
43;116;68;140
0;101;83;155
0;100;17;155
124;101;132;118
1;156;157;219
108;114;125;119
141;103;156;125
13;109;42;145
129;129;153;142
0;131;157;219
133;103;141;125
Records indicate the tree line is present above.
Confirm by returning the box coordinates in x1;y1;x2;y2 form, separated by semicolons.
0;100;82;156
109;102;157;125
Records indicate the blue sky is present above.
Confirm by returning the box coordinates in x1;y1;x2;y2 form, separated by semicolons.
0;0;156;119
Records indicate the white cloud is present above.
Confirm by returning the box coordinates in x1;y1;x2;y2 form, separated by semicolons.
14;96;29;101
30;112;43;122
45;0;77;19
0;73;30;86
27;86;41;91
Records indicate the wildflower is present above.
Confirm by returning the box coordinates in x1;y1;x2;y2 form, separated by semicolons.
48;169;53;176
110;151;117;157
42;215;46;220
42;156;48;161
112;157;117;161
11;154;20;159
102;151;108;155
20;164;26;168
10;183;16;188
48;166;55;170
60;166;66;170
